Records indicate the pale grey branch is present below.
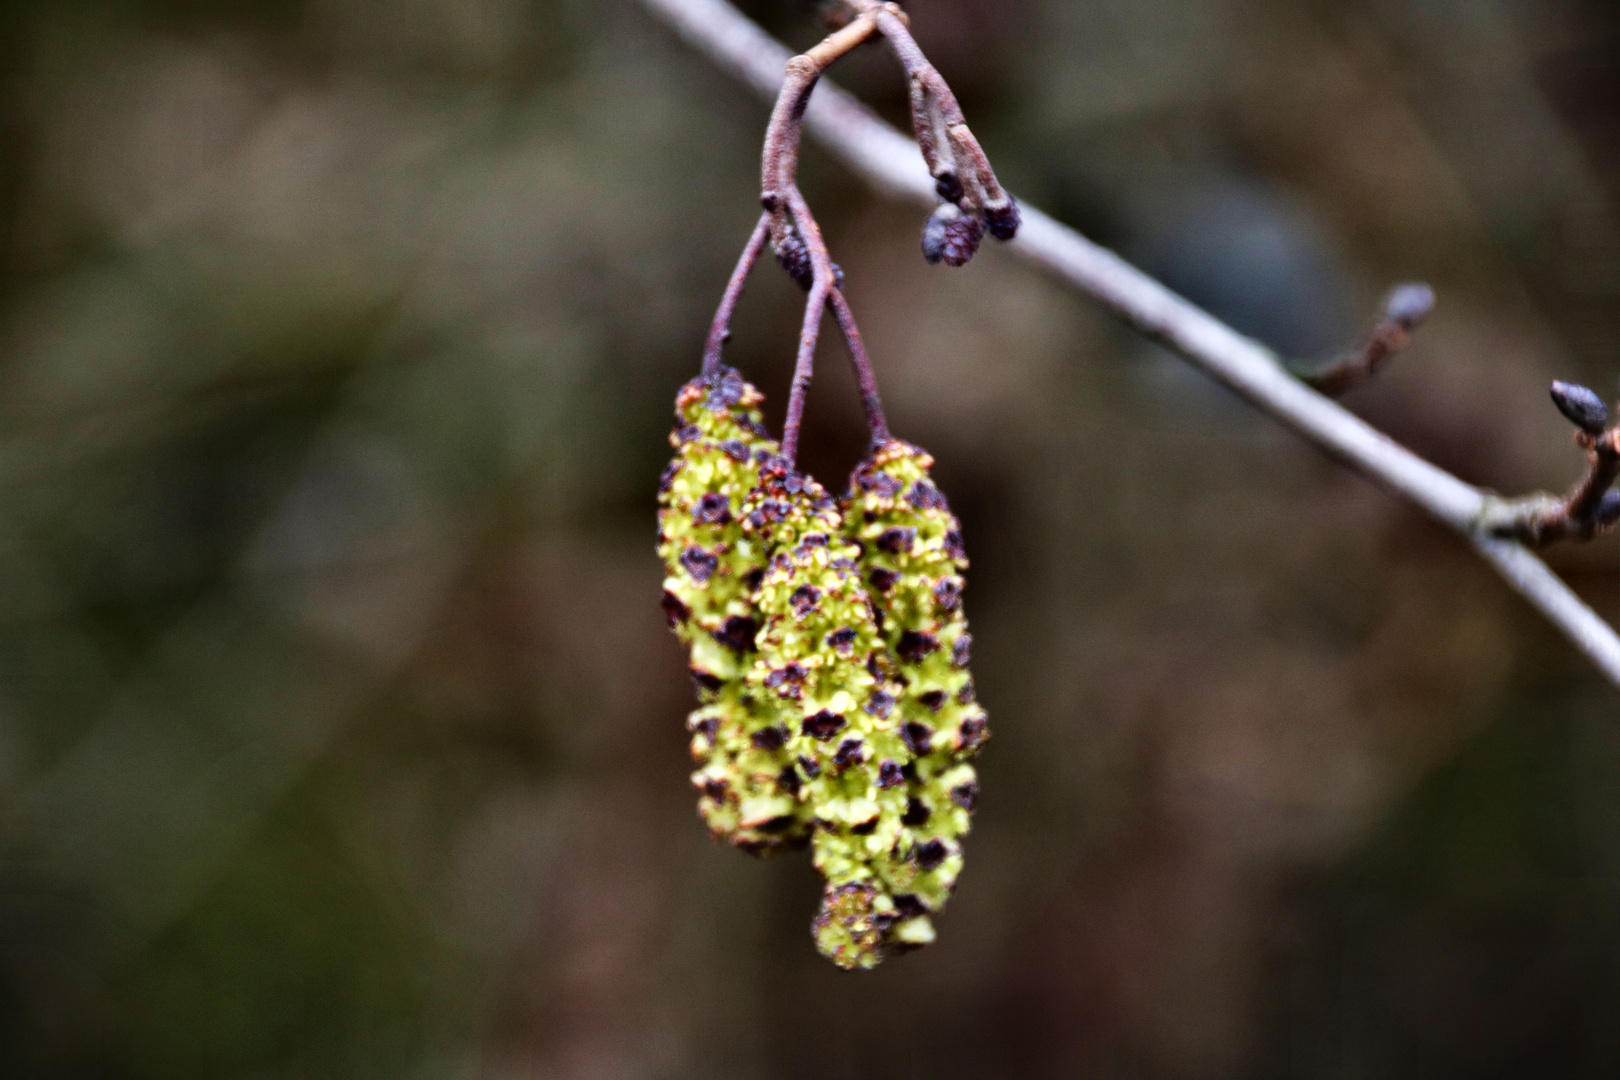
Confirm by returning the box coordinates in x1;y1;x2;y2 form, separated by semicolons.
639;0;1620;690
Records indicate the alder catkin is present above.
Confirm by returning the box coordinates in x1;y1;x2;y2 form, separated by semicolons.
741;457;922;970
843;439;988;950
659;386;990;968
656;368;808;854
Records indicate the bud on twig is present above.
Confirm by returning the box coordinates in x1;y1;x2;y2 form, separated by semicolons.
984;197;1021;242
774;226;814;290
1599;490;1620;527
1383;282;1436;330
774;223;844;291
921;203;985;267
1549;381;1611;435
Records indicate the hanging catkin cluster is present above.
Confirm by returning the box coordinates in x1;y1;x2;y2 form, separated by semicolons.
660;0;1013;972
659;374;989;970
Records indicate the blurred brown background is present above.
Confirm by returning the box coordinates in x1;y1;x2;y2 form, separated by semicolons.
0;0;1617;1076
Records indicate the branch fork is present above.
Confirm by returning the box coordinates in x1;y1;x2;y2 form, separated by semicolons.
1481;383;1620;545
701;0;1018;466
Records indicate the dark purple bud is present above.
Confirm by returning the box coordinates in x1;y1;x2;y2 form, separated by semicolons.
901;798;930;827
660;591;690;628
690;669;724;696
876;527;916;555
712;615;759;653
774;229;814;290
826;627;857;654
940;213;985;268
705;368;746;411
901;721;934;756
778;765;802;795
659;460;680;494
916;839;949;871
878;760;905;789
833;738;865;769
1550;381;1610;434
897;629;941;663
692;492;731;525
893;893;929;918
917;690;947;712
680;547;719;584
907;481;948;511
935;171;964;204
790;585;822;618
984;197;1021;242
1597;490;1620;526
952;634;973;667
803;710;847;741
751;726;788;751
951;780;979;810
922;204;985;267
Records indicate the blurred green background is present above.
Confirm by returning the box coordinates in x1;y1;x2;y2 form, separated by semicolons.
0;0;1617;1076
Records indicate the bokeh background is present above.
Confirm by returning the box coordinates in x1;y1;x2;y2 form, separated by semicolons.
0;0;1617;1076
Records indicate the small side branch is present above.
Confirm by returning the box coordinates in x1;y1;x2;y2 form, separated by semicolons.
1297;283;1436;397
702;212;772;377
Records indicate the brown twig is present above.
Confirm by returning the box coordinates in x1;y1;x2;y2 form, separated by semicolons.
753;5;934;460
702;211;772;378
1298;283;1436;397
828;288;890;445
640;0;1620;689
700;7;896;458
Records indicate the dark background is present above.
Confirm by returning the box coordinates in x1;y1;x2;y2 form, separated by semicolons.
0;0;1617;1076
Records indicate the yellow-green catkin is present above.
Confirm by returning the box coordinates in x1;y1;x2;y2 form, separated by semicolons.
656;368;805;854
740;458;917;970
843;439;989;952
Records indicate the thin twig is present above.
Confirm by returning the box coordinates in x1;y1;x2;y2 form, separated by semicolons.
703;211;772;377
1298;283;1436;397
639;0;1620;690
780;185;841;464
828;288;890;445
782;270;830;466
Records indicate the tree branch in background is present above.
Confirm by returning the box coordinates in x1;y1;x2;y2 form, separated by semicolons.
640;0;1620;691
